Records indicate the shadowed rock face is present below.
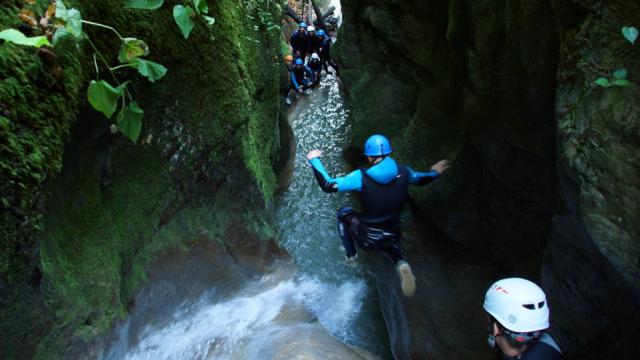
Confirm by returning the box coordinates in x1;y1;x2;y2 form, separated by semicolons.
336;0;639;358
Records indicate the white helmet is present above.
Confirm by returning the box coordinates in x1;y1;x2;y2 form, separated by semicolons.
307;25;316;32
311;52;320;61
483;278;550;333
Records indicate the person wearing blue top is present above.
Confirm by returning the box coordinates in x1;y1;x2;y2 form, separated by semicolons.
290;22;309;61
306;134;450;296
317;30;339;76
285;59;314;105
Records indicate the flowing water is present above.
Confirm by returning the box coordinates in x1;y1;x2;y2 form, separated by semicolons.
98;2;394;358
274;65;391;356
99;73;390;360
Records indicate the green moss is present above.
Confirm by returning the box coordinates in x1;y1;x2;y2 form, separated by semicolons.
40;144;171;332
0;1;85;285
2;0;284;358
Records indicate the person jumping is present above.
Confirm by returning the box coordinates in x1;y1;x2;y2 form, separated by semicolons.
306;134;450;296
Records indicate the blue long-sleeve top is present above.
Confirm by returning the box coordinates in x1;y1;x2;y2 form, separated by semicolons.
308;156;440;193
291;65;314;90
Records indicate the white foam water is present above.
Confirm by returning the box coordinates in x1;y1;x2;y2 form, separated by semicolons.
103;276;366;360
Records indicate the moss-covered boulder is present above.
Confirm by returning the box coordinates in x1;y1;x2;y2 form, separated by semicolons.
1;0;287;358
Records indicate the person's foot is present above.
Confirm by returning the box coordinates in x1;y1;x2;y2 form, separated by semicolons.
396;261;416;297
285;97;291;106
345;254;358;267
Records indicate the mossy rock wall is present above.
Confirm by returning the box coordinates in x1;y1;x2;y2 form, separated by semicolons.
1;1;287;359
336;0;638;357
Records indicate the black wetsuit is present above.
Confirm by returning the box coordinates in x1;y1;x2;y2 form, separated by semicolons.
309;156;440;263
290;30;309;61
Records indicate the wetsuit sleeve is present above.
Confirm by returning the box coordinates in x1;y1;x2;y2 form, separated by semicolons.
407;166;440;186
290;71;300;90
308;158;362;193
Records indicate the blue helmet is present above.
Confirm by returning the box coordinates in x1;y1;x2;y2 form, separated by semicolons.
295;59;304;65
299;22;307;29
317;30;326;36
364;134;392;156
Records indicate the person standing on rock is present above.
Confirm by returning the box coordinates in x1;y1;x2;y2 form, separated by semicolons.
306;134;450;296
290;22;309;61
317;29;339;76
483;278;563;359
307;53;323;87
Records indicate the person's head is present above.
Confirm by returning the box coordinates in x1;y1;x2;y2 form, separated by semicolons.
298;22;307;33
307;25;316;35
294;58;304;67
483;278;550;356
284;54;294;65
317;29;326;39
364;134;392;164
310;53;320;62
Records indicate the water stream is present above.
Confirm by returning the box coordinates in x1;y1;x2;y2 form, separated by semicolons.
275;64;391;356
96;2;394;359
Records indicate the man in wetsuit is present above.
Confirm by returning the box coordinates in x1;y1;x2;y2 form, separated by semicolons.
307;26;323;58
307;53;322;87
317;30;339;76
290;22;309;61
306;134;450;296
284;54;294;106
484;278;563;360
285;59;314;105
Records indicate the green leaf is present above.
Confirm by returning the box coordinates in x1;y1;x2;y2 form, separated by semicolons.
118;37;149;63
124;0;164;10
117;102;143;143
612;79;631;87
55;1;83;38
173;5;195;39
193;0;209;14
52;27;68;46
132;58;167;82
87;80;124;118
55;0;68;20
594;77;611;87
203;15;215;26
65;9;83;38
0;29;51;48
52;27;76;53
613;68;628;80
622;26;639;44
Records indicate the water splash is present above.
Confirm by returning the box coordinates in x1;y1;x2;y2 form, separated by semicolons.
106;276;366;360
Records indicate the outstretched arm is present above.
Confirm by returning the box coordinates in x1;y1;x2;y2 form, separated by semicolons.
408;159;450;186
306;150;362;193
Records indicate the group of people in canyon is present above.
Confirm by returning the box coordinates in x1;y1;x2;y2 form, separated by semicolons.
284;22;340;105
306;134;563;359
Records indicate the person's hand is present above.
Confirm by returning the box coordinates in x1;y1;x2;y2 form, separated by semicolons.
297;88;303;93
431;159;450;175
306;150;322;160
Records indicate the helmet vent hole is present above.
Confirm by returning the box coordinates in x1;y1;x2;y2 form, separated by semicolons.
522;304;535;310
538;301;545;308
